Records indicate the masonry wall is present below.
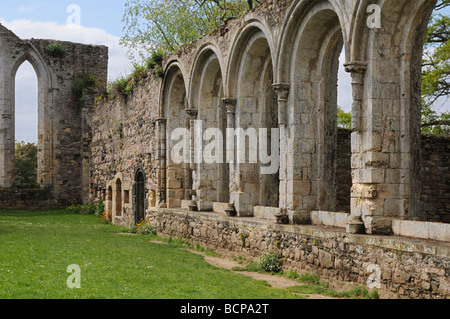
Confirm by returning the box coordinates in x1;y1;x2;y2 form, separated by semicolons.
0;24;108;208
421;135;450;223
90;73;161;225
147;209;450;299
335;130;450;223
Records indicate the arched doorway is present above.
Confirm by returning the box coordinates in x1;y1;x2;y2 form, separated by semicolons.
135;169;146;224
115;178;122;217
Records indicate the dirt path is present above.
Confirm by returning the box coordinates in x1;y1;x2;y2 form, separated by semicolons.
149;240;336;299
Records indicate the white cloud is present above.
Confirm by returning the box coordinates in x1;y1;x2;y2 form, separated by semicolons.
0;19;133;80
0;19;133;143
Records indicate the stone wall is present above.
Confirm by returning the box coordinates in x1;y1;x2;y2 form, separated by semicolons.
0;187;56;210
147;209;450;299
336;130;450;223
0;24;108;208
421;135;450;223
90;72;161;226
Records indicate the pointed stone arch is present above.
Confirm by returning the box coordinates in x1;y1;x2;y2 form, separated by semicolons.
189;46;228;209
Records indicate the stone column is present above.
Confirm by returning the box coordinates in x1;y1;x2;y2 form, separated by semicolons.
185;108;198;207
217;101;229;203
344;61;367;234
222;98;244;214
345;61;394;235
156;117;167;208
0;79;15;188
272;83;290;214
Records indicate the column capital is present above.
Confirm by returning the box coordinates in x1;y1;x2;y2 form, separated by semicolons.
272;82;290;95
344;61;368;74
155;117;167;124
184;108;198;117
222;98;237;114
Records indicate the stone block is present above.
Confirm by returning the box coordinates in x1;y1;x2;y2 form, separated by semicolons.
364;216;392;235
288;209;311;225
361;168;385;184
254;206;281;221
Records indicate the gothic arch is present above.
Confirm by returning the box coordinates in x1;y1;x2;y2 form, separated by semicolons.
10;44;54;187
275;0;348;212
189;47;228;208
159;62;189;208
226;23;279;215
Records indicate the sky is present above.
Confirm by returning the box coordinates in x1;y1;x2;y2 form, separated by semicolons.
0;1;133;143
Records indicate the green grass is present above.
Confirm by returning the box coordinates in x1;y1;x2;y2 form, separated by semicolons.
0;210;303;299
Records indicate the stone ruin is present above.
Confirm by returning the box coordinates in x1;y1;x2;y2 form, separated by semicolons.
1;0;449;299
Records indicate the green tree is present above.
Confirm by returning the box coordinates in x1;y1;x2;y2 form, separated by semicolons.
421;0;450;134
14;141;38;189
121;0;255;61
337;107;352;130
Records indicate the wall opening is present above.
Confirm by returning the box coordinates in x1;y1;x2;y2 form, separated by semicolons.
115;178;122;217
135;170;146;224
336;47;352;213
289;7;344;212
236;34;279;210
192;52;227;208
164;67;189;208
14;61;38;189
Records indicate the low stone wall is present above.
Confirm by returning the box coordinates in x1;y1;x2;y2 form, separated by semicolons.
0;188;60;210
147;209;450;299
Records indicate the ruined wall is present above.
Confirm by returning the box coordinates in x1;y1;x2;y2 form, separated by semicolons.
90;73;161;225
147;209;450;299
336;131;450;223
421;135;450;223
0;24;108;208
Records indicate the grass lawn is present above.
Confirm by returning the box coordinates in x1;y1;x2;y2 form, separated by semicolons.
0;210;303;299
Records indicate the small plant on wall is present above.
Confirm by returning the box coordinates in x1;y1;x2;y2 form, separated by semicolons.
45;41;67;57
72;73;102;108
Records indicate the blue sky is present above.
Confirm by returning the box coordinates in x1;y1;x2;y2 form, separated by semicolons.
1;1;448;143
0;0;126;37
0;1;133;143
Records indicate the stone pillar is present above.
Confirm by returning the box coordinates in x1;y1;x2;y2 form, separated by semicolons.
185;108;198;206
345;61;393;235
272;83;290;213
0;79;15;188
217;101;229;203
344;61;367;234
222;98;247;214
156;117;167;208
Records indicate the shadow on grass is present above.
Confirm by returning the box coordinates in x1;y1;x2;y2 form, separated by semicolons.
0;209;70;218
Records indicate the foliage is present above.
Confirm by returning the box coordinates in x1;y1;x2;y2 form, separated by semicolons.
95;199;105;217
72;73;101;108
14;141;38;189
337;107;352;130
135;218;157;236
106;49;165;99
66;199;97;215
421;0;450;134
121;0;254;60
257;252;282;273
45;41;67;57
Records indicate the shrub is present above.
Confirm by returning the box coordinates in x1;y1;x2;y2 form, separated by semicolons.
257;252;282;273
14;141;38;189
66;200;97;215
80;202;96;215
100;211;112;224
46;42;67;57
72;73;99;107
136;218;157;236
95;200;105;217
